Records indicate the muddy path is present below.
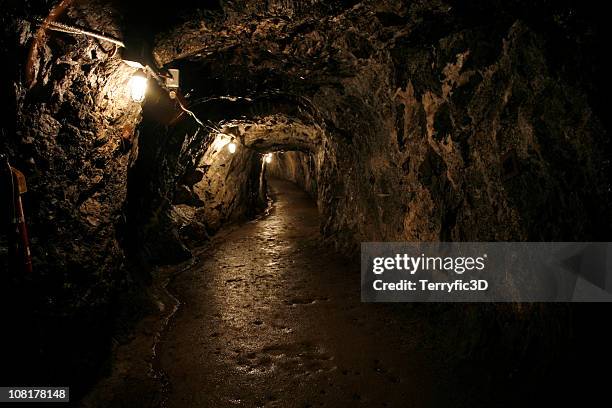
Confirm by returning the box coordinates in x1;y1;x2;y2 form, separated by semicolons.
158;178;473;407
83;178;564;408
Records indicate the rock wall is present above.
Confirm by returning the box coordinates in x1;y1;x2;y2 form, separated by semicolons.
2;0;143;310
314;19;611;252
1;0;144;393
155;0;610;254
394;19;610;243
173;134;267;246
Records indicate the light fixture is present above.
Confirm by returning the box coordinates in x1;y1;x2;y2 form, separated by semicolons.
213;133;233;152
128;70;148;103
228;141;237;154
264;153;273;164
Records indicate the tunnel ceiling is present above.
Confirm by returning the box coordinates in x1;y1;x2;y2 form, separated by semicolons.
144;0;442;156
154;0;381;96
183;94;324;152
148;0;395;152
90;0;375;155
226;115;323;153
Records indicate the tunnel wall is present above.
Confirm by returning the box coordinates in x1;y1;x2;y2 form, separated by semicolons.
267;151;318;197
326;19;609;250
2;0;142;308
154;0;609;255
127;115;268;264
312;20;610;253
1;0;144;392
173;135;267;246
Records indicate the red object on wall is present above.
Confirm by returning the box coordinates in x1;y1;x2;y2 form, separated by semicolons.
2;156;33;275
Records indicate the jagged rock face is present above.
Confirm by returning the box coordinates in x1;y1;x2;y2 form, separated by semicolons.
155;0;610;253
2;0;142;307
176;134;267;242
1;0;146;393
393;22;608;242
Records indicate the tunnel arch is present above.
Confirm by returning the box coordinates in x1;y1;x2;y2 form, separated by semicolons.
184;94;327;153
125;88;329;264
216;115;324;153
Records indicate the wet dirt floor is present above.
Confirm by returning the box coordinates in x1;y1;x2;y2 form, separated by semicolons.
80;177;579;408
157;178;482;407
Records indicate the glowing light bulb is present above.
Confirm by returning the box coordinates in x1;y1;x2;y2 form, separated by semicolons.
128;71;148;103
228;142;237;154
264;153;273;164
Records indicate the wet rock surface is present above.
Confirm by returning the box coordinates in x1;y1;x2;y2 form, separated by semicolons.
78;178;609;407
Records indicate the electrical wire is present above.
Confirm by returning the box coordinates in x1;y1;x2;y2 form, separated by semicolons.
32;17;125;48
174;94;224;135
176;97;205;128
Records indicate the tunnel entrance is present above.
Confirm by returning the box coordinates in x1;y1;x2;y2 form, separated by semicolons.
123;90;327;266
266;151;318;199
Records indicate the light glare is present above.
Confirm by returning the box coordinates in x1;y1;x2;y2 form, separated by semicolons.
228;142;237;154
128;72;148;103
264;153;273;164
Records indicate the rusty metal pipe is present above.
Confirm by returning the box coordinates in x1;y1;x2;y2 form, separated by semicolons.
26;0;75;88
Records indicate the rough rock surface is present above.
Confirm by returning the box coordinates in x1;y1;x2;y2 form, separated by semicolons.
1;0;146;395
3;0;141;301
155;0;610;253
178;134;267;239
1;0;609;399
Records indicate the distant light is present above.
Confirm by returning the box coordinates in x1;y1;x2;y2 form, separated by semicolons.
213;134;231;151
128;71;148;103
228;142;237;154
264;153;273;164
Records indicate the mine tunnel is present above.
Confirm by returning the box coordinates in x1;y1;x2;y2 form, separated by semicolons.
1;0;611;407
